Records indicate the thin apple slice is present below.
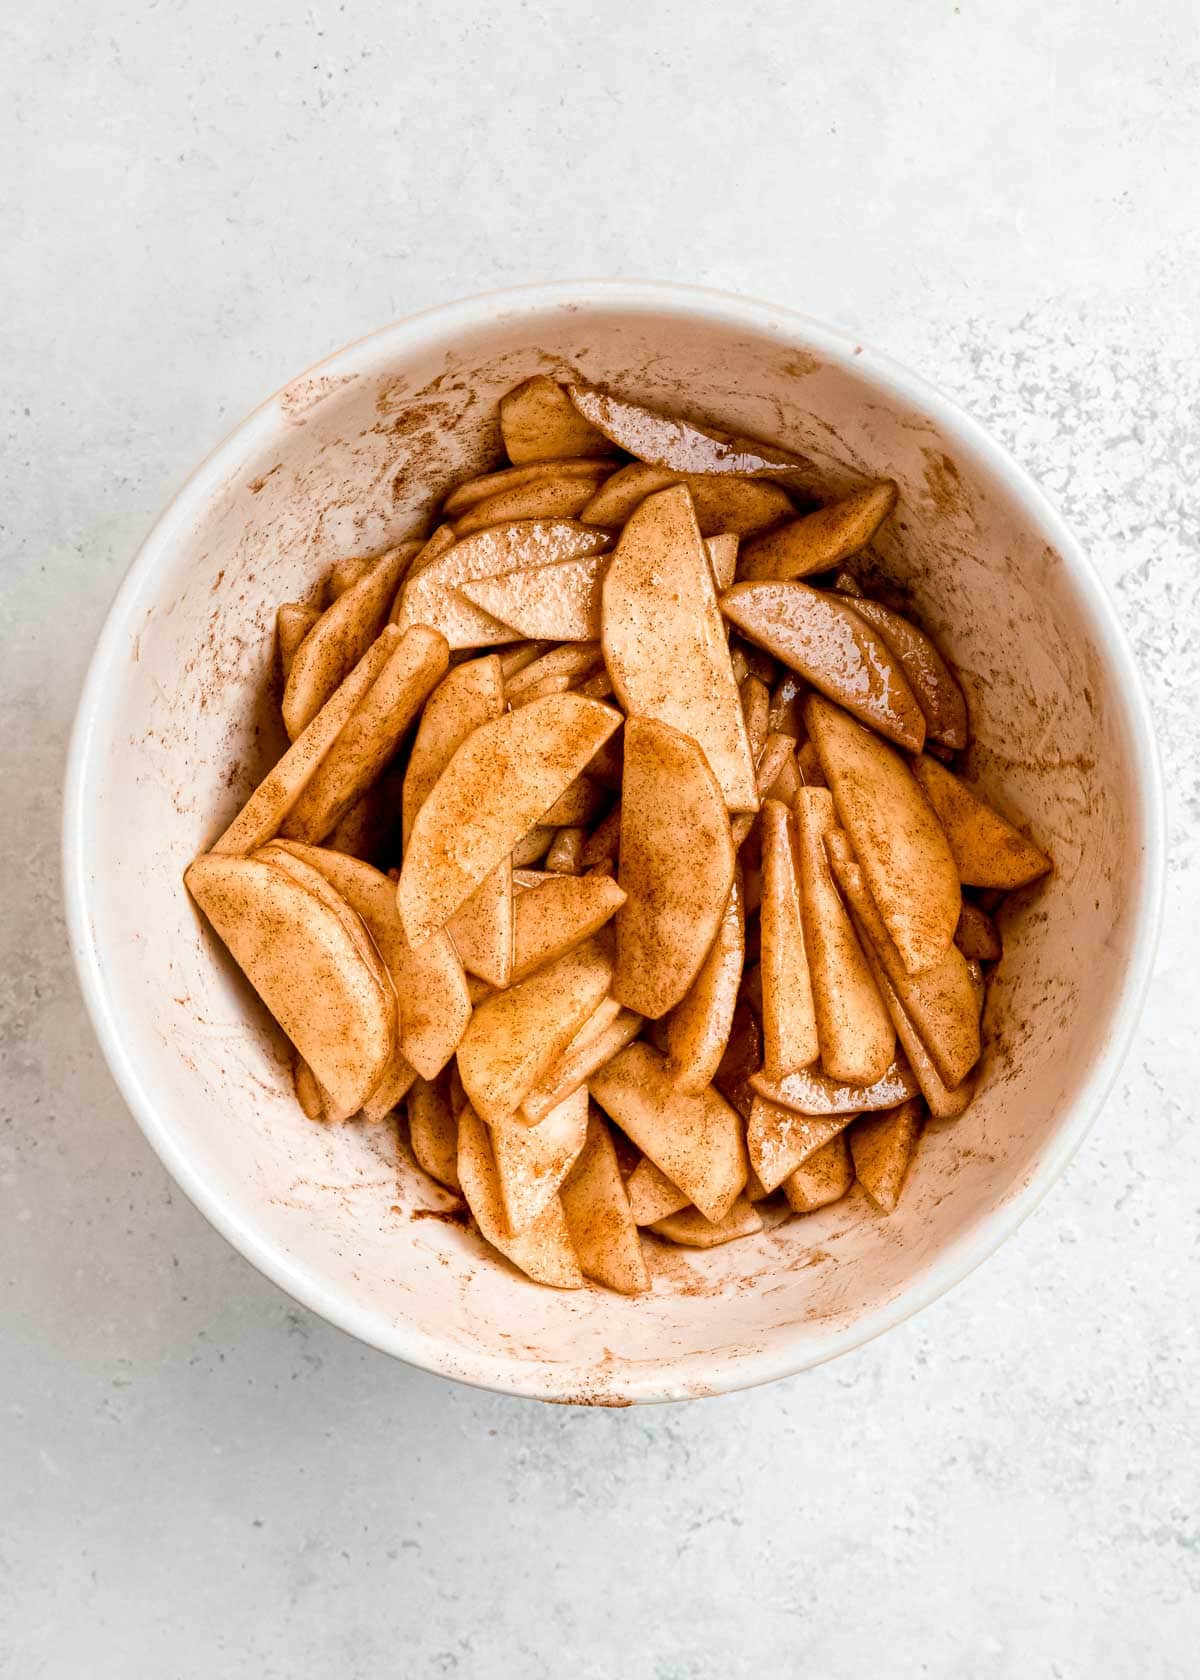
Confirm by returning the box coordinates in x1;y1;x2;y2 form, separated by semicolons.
626;1156;691;1225
955;902;1002;963
264;841;470;1082
544;827;586;873
520;1001;642;1125
850;1098;924;1212
613;716;736;1018
754;733;794;802
511;826;555;867
394;521;612;649
396;524;458;592
327;555;372;600
501;375;618;464
911;756;1051;888
459;553;609;641
794;787;894;1084
560;1112;650;1294
457;1104;583;1288
759;799;819;1078
747;1094;852;1193
504;641;603;703
277;602;320;683
706;533;739;592
511;873;626;983
214;627;402;856
402;654;505;849
840;599;968;749
447;858;513;988
796;739;826;788
407;1074;460;1190
864;954;979;1120
283;545;415;738
398;693;621;943
491;1084;589;1233
601;486;759;811
740;675;770;764
456;935;613;1124
581;461;794;537
712;1000;762;1120
806;694;959;973
762;743;800;805
651;1197;763;1249
453;469;612;536
783;1132;854;1213
280;625;449;844
540;775;605;828
498;639;556;679
768;672;806;738
185;855;393;1120
750;1057;919;1115
360;1053;418;1122
666;867;745;1094
590;1042;747;1223
292;1053;326;1120
737;482;897;581
722;582;925;752
444;458;619;518
826;840;980;1089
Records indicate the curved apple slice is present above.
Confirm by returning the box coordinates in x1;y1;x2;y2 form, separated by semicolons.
500;376;618;464
737;482;897;582
841;599;968;749
407;1074;460;1191
276;602;320;683
511;873;626;984
626;1156;690;1226
457;1105;583;1289
911;756;1051;888
749;1057;919;1116
560;1113;650;1295
581;461;794;537
459;553;610;642
184;854;392;1120
783;1133;854;1214
402;654;504;850
759;800;819;1078
849;1099;925;1213
491;1085;589;1233
444;458;619;519
453;469;612;536
282;544;415;738
650;1197;763;1249
666;866;745;1095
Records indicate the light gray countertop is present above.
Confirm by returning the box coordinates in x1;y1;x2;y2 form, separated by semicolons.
3;2;1198;1674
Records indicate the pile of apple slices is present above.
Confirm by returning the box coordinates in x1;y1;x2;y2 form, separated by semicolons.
185;374;1052;1295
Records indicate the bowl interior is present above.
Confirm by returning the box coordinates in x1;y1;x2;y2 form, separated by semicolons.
68;288;1156;1401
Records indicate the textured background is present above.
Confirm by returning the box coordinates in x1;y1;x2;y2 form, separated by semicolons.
3;2;1198;1675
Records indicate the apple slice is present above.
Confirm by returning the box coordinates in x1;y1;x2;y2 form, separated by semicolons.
398;693;621;943
456;935;613;1124
394;521;612;649
839;599;968;749
740;675;770;764
277;602;320;683
444;458;619;518
491;1084;589;1233
783;1132;854;1213
407;1074;460;1190
511;873;626;983
396;524;458;593
737;482;897;581
750;1057;919;1115
360;1053;417;1123
666;866;745;1094
264;841;470;1082
864;954;979;1120
601;485;759;812
626;1156;691;1225
589;1042;747;1223
911;756;1051;888
759;800;819;1078
283;544;415;738
511;826;556;867
280;624;449;843
500;375;618;464
706;533;739;591
453;468;612;536
544;827;586;873
456;1105;583;1288
560;1112;650;1294
746;1094;852;1193
955;902;1002;963
541;775;605;828
613;716;736;1018
402;654;505;849
806;694;959;973
292;1054;325;1120
327;555;372;600
754;733;794;802
794;787;894;1084
185;854;393;1120
722;583;926;752
651;1197;763;1249
504;641;603;703
519;1000;642;1124
447;857;513;988
581;461;794;537
769;672;806;738
850;1098;924;1213
458;552;609;641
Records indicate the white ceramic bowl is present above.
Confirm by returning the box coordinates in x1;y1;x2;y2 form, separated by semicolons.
64;282;1164;1404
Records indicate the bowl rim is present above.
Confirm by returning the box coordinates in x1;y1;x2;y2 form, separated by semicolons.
62;278;1166;1403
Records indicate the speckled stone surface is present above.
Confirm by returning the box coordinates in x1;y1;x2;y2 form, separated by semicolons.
3;2;1199;1674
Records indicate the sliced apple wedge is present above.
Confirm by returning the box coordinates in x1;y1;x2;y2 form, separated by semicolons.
613;716;736;1018
589;1042;747;1223
511;826;556;867
394;521;612;649
447;857;513;988
277;602;320;683
759;800;819;1078
666;866;744;1094
783;1132;854;1214
601;485;759;812
794;787;894;1085
581;461;794;537
911;756;1052;888
850;1098;924;1213
706;533;739;592
407;1074;460;1190
806;694;959;973
280;624;449;844
540;775;605;828
504;641;603;703
838;598;968;749
560;1112;650;1294
740;675;770;763
283;544;415;738
453;468;612;536
511;873;626;983
737;482;897;582
750;1057;919;1116
458;553;609;641
360;1052;417;1123
396;524;458;591
456;935;613;1124
746;1095;852;1193
955;902;1002;963
327;554;372;600
865;955;979;1120
491;1084;589;1233
185;854;393;1120
626;1156;691;1226
519;1000;641;1125
722;582;926;752
500;375;618;464
292;1054;325;1120
444;458;618;519
651;1197;763;1249
402;654;505;850
768;672;806;739
398;693;621;943
544;826;586;874
457;1104;583;1288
